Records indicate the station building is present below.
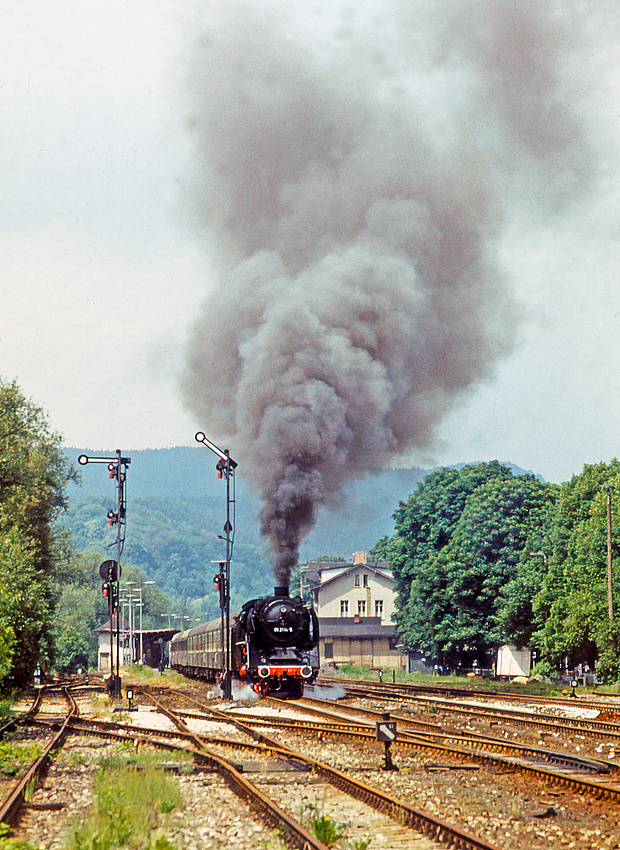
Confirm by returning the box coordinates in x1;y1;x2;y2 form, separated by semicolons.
95;613;177;671
306;551;407;670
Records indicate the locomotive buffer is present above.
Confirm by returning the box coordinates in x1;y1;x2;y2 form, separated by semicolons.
376;712;398;771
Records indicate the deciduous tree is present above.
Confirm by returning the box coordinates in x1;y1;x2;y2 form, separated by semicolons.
391;462;557;667
0;379;75;685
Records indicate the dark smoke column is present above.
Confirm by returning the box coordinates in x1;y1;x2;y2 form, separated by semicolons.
180;2;536;584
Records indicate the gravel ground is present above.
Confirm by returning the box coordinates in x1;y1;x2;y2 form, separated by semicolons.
12;735;284;850
7;681;620;849
264;712;620;850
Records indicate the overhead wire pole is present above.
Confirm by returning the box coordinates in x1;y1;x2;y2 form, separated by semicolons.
195;432;237;700
78;450;131;698
602;483;614;620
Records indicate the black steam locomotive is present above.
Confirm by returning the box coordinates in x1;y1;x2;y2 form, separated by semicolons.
169;586;319;698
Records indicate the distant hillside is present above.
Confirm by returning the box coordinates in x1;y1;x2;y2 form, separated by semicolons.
60;447;541;605
61;447;431;562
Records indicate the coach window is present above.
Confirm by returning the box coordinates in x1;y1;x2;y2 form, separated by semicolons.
340;600;349;617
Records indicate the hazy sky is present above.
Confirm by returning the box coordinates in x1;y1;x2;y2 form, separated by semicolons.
2;0;620;486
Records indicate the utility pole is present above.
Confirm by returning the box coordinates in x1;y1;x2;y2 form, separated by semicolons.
603;483;614;620
195;432;237;700
79;450;130;698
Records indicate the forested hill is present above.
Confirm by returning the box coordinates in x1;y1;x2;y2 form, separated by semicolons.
61;447;433;561
59;447;538;607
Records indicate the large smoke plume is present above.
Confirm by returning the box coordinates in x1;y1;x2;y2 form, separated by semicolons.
181;1;601;583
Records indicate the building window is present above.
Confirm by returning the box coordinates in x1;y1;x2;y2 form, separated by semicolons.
340;600;349;617
375;600;383;619
363;574;368;587
389;637;398;651
324;642;333;659
354;574;360;587
357;600;366;616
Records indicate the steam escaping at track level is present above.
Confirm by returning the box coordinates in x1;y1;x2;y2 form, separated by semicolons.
180;1;602;585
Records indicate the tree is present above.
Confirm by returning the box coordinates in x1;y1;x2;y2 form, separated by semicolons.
0;530;50;686
53;586;100;672
390;462;557;667
0;379;75;685
533;460;620;671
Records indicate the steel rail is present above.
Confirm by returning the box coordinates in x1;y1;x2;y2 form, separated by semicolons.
38;715;306;768
215;708;615;775
0;687;45;740
287;696;616;774
31;701;329;850
140;692;329;850
153;689;502;850
322;683;620;741
46;699;620;816
316;676;618;711
264;694;442;733
0;687;78;826
165;689;620;806
393;695;620;740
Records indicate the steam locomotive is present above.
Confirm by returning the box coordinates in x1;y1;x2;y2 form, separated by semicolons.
169;586;320;698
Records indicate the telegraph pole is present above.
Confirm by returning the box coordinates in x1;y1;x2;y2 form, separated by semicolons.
195;432;237;700
603;483;614;620
79;450;131;697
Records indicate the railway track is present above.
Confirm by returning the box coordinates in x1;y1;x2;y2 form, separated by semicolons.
315;679;620;745
0;685;78;825
314;677;620;713
150;685;620;844
2;684;499;849
209;694;620;804
4;677;620;848
145;688;502;850
4;686;294;849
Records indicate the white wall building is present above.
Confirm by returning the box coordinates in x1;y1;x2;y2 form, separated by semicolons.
308;552;406;670
313;551;397;623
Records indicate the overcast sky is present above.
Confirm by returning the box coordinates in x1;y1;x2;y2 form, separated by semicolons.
2;0;620;486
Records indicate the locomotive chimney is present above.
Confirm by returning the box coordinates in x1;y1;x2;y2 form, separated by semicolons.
274;585;289;598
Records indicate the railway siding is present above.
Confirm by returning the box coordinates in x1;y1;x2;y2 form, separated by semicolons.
4;678;620;849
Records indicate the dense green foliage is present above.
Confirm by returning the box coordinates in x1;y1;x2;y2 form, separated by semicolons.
60;495;275;620
389;459;620;681
391;462;558;668
0;379;75;685
533;460;620;677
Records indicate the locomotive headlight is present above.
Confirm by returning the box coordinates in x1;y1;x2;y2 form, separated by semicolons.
300;666;313;679
301;655;309;664
258;666;270;678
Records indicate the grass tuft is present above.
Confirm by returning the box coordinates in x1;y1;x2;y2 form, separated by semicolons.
64;747;185;850
0;741;43;778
